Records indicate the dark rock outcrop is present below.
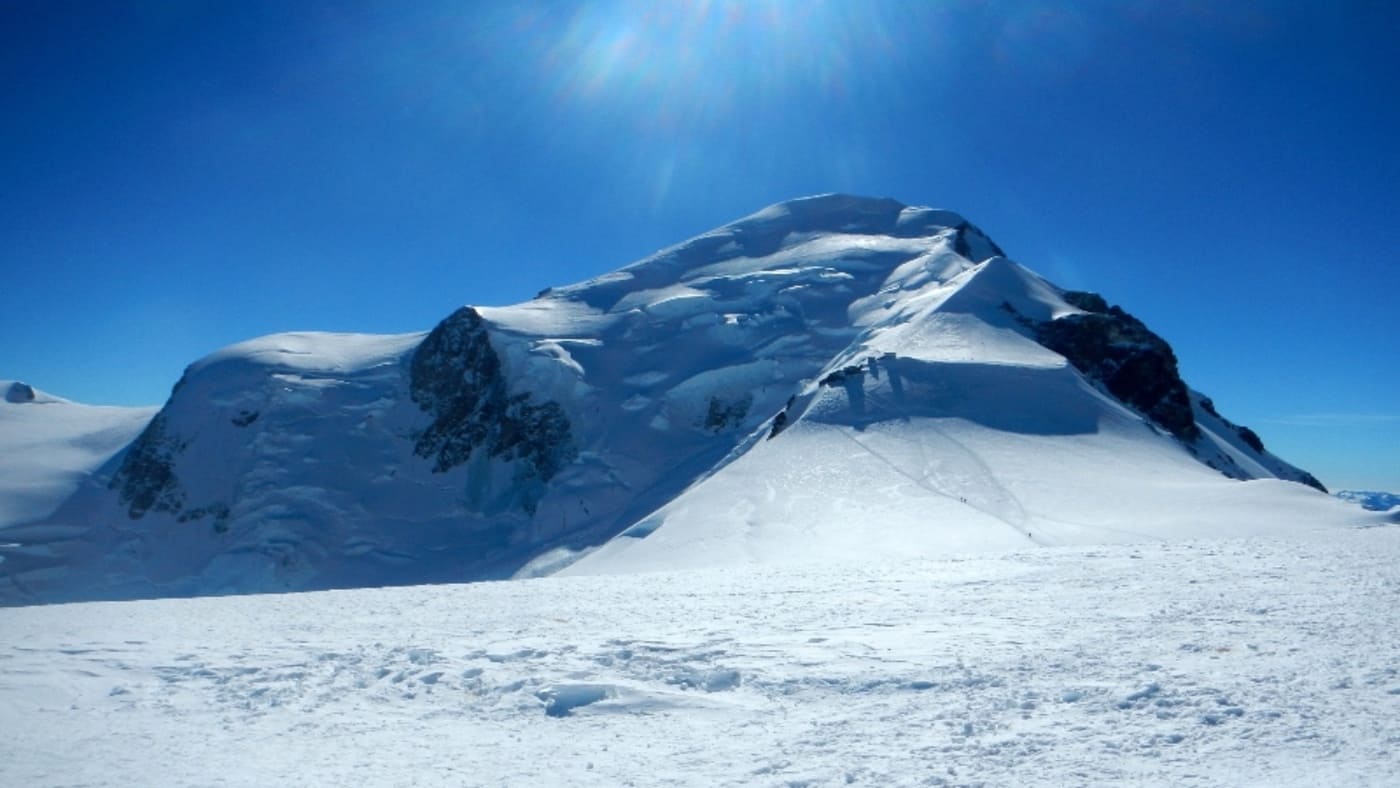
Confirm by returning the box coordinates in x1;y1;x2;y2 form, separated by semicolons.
110;414;186;518
1197;396;1324;491
952;221;1006;261
1295;471;1328;494
1236;425;1264;454
1036;293;1199;443
704;394;752;433
4;382;36;403
409;307;577;490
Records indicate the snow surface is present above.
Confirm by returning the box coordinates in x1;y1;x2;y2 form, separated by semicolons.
0;381;155;530
3;527;1398;787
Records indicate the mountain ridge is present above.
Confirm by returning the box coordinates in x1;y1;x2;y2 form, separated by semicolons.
1337;490;1400;512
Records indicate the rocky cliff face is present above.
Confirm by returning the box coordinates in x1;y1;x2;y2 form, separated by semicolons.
1032;292;1198;442
1017;291;1326;493
409;307;576;512
110;413;186;519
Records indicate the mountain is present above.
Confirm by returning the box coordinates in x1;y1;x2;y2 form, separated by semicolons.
1337;490;1400;512
0;195;1370;605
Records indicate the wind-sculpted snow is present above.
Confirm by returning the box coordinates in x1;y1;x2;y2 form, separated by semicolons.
0;194;1358;604
3;529;1398;786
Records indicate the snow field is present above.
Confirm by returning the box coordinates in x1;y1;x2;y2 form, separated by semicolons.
0;383;155;530
3;526;1398;787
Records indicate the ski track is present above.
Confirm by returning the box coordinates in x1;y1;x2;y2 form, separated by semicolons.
3;528;1398;787
843;424;1031;547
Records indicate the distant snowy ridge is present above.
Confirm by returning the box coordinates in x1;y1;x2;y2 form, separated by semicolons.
1337;490;1400;512
0;195;1374;605
0;380;156;531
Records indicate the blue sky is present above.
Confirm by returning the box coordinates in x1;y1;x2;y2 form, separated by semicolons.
3;1;1397;492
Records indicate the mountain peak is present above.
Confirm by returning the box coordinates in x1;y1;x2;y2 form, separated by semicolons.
542;195;1003;316
730;193;912;237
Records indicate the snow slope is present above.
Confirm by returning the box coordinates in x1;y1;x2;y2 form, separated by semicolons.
0;195;1363;605
0;381;155;530
558;253;1352;576
3;527;1398;786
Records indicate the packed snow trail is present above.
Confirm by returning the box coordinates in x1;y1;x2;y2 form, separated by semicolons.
840;418;1035;543
3;527;1398;787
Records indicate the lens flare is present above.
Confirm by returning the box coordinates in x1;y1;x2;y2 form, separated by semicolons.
530;1;914;134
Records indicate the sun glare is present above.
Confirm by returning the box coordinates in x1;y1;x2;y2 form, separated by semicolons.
534;1;902;133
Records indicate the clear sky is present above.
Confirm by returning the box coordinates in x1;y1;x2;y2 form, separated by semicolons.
3;1;1397;493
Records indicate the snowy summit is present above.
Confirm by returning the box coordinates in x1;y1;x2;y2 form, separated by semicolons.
0;195;1375;605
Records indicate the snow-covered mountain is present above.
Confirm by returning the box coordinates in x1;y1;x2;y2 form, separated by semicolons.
1337;490;1400;512
0;195;1370;605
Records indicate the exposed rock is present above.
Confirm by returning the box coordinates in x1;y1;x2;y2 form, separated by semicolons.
4;382;36;403
1194;395;1322;490
768;396;796;440
704;394;752;433
409;306;577;489
109;414;186;519
1236;425;1264;454
1062;291;1110;314
952;221;1006;261
1198;397;1221;419
176;501;231;531
1296;472;1328;494
1035;295;1199;442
